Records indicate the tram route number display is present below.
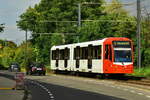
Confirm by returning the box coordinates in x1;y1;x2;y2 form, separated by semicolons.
113;41;131;48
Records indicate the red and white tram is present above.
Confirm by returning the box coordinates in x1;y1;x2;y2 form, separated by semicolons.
50;37;134;74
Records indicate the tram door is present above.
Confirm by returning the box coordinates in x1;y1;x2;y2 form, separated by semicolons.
88;45;93;69
56;49;59;67
64;48;69;68
75;46;80;68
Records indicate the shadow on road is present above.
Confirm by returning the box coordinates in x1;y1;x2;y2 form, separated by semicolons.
26;79;125;100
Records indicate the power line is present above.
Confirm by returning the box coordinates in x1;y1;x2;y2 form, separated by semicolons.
81;19;136;23
39;20;77;23
31;33;76;35
81;2;136;6
37;19;136;23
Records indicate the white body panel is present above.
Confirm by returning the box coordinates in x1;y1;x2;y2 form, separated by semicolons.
51;60;56;70
92;60;103;73
50;39;107;73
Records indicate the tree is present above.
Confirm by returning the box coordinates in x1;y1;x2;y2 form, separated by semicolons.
78;0;136;42
17;0;105;65
14;42;36;67
139;15;150;66
0;40;16;67
0;23;4;33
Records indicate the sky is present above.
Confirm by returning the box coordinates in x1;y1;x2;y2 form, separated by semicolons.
0;0;41;45
0;0;149;45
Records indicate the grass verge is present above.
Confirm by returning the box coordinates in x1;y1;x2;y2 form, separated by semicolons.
129;66;150;78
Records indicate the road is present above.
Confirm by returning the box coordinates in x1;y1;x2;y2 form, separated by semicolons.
26;79;124;100
0;71;24;100
26;74;150;100
1;71;150;100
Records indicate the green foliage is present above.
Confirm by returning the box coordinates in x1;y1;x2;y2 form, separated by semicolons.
78;0;136;42
142;48;150;66
16;0;150;68
13;42;36;67
0;40;17;68
17;0;105;65
0;47;15;67
131;67;150;77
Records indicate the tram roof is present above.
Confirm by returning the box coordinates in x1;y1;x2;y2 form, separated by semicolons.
51;37;131;50
51;38;106;50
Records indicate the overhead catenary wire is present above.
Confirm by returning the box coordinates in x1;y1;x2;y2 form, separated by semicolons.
38;19;136;23
81;2;136;6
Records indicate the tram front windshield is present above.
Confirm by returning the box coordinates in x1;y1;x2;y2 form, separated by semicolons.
114;50;132;62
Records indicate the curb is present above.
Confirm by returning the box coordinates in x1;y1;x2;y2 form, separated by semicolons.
23;86;32;100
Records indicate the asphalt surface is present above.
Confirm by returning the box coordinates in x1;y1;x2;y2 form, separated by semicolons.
27;74;150;100
0;71;24;100
26;79;124;100
1;71;150;100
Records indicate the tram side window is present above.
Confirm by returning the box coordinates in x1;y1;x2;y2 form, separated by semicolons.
88;45;93;59
105;45;109;59
109;45;112;60
79;48;82;59
81;47;88;59
74;48;76;59
65;48;70;59
56;49;59;60
93;45;101;59
74;47;80;59
52;50;56;60
105;45;112;60
59;49;65;60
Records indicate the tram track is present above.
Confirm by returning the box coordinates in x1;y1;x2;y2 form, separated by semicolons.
121;79;150;87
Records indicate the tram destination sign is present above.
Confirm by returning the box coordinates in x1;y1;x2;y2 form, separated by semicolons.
113;41;131;48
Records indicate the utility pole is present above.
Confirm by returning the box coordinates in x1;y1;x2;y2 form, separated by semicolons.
137;0;141;71
78;3;81;27
77;3;81;43
25;29;28;67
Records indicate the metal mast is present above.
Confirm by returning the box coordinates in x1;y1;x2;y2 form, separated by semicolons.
137;0;141;70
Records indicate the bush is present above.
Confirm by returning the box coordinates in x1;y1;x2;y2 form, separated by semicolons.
131;66;150;77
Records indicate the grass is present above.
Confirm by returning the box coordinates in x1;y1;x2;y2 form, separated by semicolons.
130;66;150;78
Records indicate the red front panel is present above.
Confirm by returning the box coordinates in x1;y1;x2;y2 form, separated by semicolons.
103;37;134;74
103;63;133;74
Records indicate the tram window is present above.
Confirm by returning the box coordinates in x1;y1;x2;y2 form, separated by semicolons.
74;47;80;59
81;47;88;59
105;45;112;60
74;48;76;59
109;45;112;61
80;48;82;59
88;45;93;59
105;45;109;59
93;45;101;59
56;49;59;60
52;50;56;60
59;49;65;60
65;48;70;59
76;46;80;59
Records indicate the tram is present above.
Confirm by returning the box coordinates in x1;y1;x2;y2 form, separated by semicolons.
50;37;134;74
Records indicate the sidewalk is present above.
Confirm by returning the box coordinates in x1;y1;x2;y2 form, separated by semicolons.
0;75;24;100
